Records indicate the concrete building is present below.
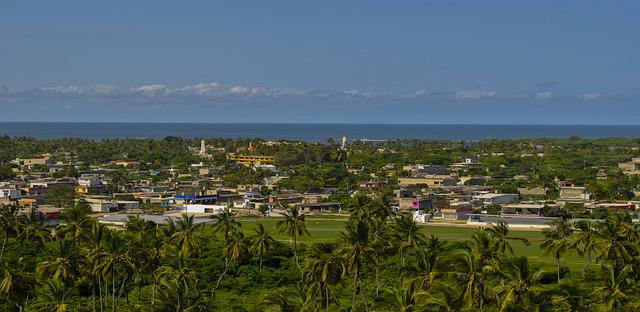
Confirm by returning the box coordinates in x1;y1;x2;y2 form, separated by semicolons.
398;175;459;188
399;197;432;210
619;158;640;175
473;193;518;206
182;204;227;214
226;154;276;166
440;201;472;220
559;187;590;202
84;198;118;213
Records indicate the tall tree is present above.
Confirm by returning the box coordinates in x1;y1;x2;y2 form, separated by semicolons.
540;219;573;283
249;223;275;272
393;214;425;266
277;206;310;269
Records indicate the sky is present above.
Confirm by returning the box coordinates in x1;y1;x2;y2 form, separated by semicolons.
1;1;639;124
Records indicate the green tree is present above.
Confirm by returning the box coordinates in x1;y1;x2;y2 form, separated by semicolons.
540;219;573;283
277;206;310;269
249;223;275;272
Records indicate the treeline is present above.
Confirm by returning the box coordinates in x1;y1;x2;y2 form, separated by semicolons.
0;202;639;311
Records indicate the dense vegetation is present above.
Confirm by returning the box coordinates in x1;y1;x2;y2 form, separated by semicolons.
0;202;639;311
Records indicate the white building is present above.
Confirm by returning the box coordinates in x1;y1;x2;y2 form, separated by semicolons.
183;204;227;214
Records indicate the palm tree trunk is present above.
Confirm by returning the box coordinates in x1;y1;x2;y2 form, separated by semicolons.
92;284;96;312
294;237;300;269
259;257;263;272
151;280;155;305
556;257;561;284
99;275;104;312
212;257;230;298
325;283;330;312
359;278;369;312
350;274;358;312
116;276;128;311
112;269;116;312
0;233;7;263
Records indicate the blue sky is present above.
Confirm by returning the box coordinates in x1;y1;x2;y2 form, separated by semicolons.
1;1;639;124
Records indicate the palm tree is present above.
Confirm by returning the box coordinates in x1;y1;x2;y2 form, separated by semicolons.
0;260;35;312
593;215;634;266
55;203;94;247
423;281;466;312
448;249;491;309
304;247;346;312
85;222;110;312
277;206;310;269
491;256;539;312
37;239;81;299
0;204;20;263
338;219;373;312
572;219;597;276
368;217;391;298
393;214;425;266
213;229;246;294
93;234;135;312
249;223;275;272
412;236;445;291
154;248;198;311
261;286;320;312
486;220;529;254
390;279;421;312
30;280;69;312
170;213;203;257
16;207;51;261
590;264;632;311
211;206;241;240
540;219;573;283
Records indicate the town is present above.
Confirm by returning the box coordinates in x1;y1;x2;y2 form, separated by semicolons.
2;136;638;227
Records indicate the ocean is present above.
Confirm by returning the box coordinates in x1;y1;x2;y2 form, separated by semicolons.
0;122;639;142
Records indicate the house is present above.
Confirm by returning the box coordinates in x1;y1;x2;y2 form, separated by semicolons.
182;204;226;214
84;198;118;213
440;201;472;220
398;175;459;188
501;203;549;215
472;193;518;206
399;197;432;210
559;187;590;202
115;200;140;210
619;158;640;175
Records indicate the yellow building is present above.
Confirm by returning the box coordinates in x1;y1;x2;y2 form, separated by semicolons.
227;154;276;166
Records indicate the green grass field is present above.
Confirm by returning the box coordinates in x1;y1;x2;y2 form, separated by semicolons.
234;216;589;273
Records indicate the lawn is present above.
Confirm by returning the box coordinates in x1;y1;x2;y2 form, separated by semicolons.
233;216;589;273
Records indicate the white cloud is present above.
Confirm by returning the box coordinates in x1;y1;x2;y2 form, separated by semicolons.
414;90;428;96
579;92;605;100
229;86;250;94
174;82;221;96
535;91;554;100
132;84;169;96
454;90;496;100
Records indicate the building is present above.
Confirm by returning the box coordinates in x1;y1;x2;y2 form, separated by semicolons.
501;203;547;215
559;187;590;202
472;193;518;206
619;158;640;175
398;175;459;188
440;201;472;220
399;197;432;210
227;154;276;166
85;198;118;213
182;204;227;214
